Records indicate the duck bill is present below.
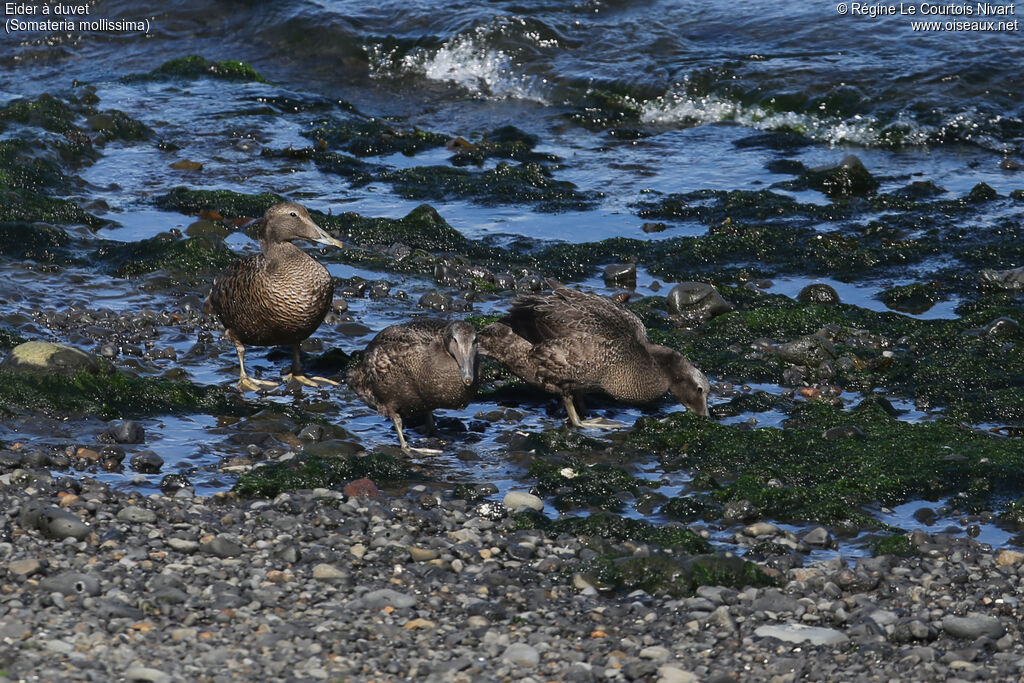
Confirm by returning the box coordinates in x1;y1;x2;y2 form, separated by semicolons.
310;222;345;249
458;354;476;386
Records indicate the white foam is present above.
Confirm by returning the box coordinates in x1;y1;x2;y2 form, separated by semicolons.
371;25;548;103
639;88;936;147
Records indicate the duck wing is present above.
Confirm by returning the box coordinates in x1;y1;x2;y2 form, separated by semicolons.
508;287;647;344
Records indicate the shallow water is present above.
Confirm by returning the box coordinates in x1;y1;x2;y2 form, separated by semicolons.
2;0;1023;559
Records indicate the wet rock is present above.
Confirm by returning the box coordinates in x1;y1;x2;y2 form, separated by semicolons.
778;335;837;367
983;317;1020;338
641;222;668;233
418;292;451;311
102;420;145;444
1;341;103;377
516;274;543;292
160;474;193;495
1000;158;1023;171
797;284;841;305
130;450;163;474
603;263;637;288
980;265;1024;290
796;154;879;198
802;527;832;547
666;282;734;326
297;424;326;442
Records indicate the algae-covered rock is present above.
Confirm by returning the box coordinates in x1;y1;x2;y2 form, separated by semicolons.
154;187;283;218
797;283;841;305
791;154;879;198
577;551;772;597
511;509;709;553
0;367;238;419
95;232;235;279
880;282;945;315
1;342;102;378
232;452;411;499
132;55;269;83
629;403;1024;526
777;335;837;367
528;457;644;512
666;282;734;326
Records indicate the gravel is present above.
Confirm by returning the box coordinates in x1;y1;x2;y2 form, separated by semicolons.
0;472;1023;682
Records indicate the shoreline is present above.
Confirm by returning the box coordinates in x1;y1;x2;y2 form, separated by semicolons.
1;472;1021;682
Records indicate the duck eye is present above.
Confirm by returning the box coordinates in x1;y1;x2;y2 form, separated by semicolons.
289;212;297;217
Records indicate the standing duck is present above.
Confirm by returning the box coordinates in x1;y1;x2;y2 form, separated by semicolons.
205;201;344;391
479;286;710;427
346;319;479;450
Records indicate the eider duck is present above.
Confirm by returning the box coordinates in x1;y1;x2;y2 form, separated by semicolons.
346;319;479;450
479;286;710;427
205;201;343;391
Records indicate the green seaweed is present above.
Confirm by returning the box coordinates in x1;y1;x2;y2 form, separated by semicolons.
578;553;773;597
511;509;709;553
304;118;448;157
154;187;284;218
95;233;235;279
233;452;411;498
872;533;916;557
0;369;239;419
384;161;598;211
629;403;1024;526
528;457;644;512
131;55;269;83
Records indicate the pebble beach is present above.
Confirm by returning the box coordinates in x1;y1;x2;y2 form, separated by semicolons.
2;474;1024;682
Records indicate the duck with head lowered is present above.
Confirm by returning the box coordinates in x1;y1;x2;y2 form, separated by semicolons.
478;285;710;427
205;201;344;391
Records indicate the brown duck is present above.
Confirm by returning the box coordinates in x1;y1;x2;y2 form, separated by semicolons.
205;202;344;391
479;286;710;427
346;319;479;450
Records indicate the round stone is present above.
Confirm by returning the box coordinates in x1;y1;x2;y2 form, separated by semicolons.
797;283;841;304
666;282;734;325
1;341;103;377
503;491;544;512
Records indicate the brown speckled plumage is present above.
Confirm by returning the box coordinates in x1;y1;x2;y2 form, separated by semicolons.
204;202;343;389
479;286;710;425
347;319;479;449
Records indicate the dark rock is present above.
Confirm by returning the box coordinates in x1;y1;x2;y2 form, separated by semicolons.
797;284;841;305
603;263;637;288
130;451;163;474
666;282;734;326
102;420;145;444
778;335;837;367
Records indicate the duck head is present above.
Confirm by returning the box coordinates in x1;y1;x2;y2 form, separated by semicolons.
444;321;478;386
654;346;711;417
261;202;344;249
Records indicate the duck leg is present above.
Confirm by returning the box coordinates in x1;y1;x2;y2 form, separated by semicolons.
227;331;278;392
391;413;409;451
563;394;623;430
390;413;442;454
283;344;339;387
